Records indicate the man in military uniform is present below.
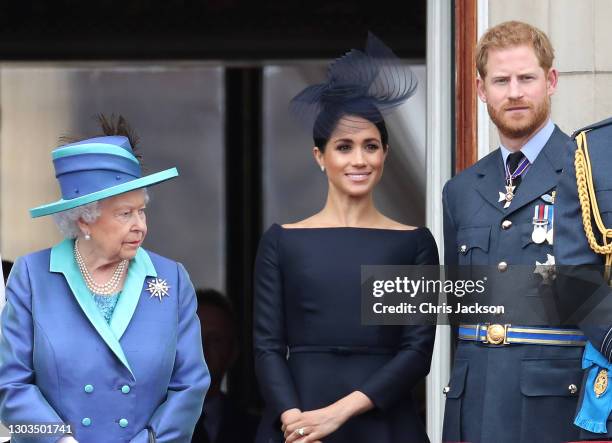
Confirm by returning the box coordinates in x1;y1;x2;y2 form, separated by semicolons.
555;118;612;440
442;21;586;442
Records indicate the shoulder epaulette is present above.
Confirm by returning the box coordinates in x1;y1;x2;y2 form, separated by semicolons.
571;116;612;138
573;130;612;280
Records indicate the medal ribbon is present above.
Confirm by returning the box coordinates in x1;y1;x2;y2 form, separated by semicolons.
505;156;530;182
539;204;545;221
533;205;552;226
548;205;554;229
534;205;546;223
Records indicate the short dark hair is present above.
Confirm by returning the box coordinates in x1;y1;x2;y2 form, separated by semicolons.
313;103;389;151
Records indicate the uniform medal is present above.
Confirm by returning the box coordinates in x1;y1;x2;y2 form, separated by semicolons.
538;192;556;244
546;228;554;245
532;204;549;244
541;193;553;204
498;185;516;208
531;226;546;244
532;226;547;244
500;155;530;208
595;368;608;398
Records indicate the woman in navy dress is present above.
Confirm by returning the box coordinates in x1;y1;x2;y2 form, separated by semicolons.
253;35;437;443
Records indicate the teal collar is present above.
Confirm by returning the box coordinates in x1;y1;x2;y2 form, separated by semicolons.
50;239;157;377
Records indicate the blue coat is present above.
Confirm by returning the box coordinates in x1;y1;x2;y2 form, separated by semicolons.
555;117;612;439
442;126;585;443
0;239;210;443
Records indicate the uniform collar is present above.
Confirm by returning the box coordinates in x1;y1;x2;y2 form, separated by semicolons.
499;119;555;166
50;239;157;378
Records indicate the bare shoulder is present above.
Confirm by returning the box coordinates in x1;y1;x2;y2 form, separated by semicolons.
379;217;419;231
281;214;419;231
281;214;323;229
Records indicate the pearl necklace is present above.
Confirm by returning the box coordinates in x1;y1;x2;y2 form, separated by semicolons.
74;239;128;295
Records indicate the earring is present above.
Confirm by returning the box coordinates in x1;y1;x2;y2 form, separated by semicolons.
84;233;91;240
320;165;325;172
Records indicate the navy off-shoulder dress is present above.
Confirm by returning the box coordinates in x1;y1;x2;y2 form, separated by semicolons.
253;223;438;443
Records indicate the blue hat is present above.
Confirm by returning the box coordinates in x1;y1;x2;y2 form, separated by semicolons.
29;135;178;218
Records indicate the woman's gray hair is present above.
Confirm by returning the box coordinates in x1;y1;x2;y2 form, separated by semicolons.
52;202;101;239
51;189;150;239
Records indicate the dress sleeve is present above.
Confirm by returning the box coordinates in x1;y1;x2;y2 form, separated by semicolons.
137;262;210;443
0;257;65;443
253;225;301;420
359;229;438;410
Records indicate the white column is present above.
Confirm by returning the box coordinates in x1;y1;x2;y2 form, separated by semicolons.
426;0;452;441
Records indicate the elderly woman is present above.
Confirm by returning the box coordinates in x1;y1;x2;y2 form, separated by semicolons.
0;116;209;443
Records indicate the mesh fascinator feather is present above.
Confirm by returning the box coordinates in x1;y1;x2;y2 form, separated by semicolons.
290;32;418;142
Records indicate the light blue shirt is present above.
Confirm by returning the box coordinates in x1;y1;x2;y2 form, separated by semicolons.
500;119;555;167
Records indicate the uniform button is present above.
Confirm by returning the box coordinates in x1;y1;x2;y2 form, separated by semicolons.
121;385;131;394
568;384;578;395
501;220;512;230
84;384;94;393
497;261;508;272
442;386;450;395
459;245;468;254
82;417;91;427
119;418;129;428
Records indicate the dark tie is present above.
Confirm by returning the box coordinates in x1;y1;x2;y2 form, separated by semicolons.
506;151;526;190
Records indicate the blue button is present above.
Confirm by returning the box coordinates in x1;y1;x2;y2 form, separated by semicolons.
82;417;91;427
84;384;94;393
121;385;130;394
119;418;128;428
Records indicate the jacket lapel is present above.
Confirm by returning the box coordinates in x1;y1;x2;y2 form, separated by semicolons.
109;247;156;340
503;127;567;216
49;239;157;378
474;151;507;214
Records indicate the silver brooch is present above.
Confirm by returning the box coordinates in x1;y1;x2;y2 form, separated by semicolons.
146;278;170;301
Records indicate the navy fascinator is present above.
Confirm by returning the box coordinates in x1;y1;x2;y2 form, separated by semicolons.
290;32;418;143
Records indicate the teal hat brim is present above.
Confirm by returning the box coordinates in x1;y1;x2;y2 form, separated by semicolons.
30;167;179;218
